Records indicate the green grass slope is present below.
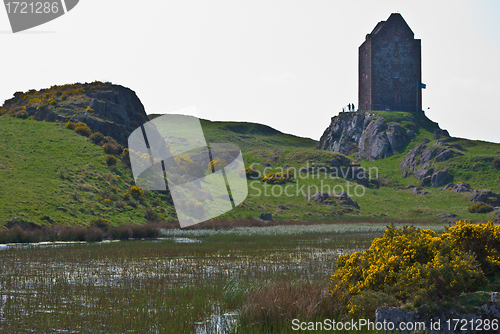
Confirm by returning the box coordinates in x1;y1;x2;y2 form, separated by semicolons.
1;108;499;228
218;110;500;223
0;117;174;227
148;114;317;152
354;110;500;191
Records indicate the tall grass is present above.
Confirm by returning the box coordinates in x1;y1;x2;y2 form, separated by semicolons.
0;223;166;244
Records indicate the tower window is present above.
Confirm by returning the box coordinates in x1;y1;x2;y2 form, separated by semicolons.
393;71;399;78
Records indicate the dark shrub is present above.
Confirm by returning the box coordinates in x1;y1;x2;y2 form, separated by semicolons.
62;226;87;241
0;226;38;243
144;208;161;223
89;218;110;231
494;157;500;169
468;202;494;213
103;142;122;154
121;148;130;166
102;136;118;146
131;224;160;239
15;111;29;119
89;132;104;144
85;227;104;242
109;225;132;240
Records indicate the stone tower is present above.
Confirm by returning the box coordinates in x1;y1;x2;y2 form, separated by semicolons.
358;13;422;112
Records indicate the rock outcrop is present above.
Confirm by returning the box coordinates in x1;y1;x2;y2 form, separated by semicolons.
307;191;360;210
376;293;500;334
316;111;444;161
433;128;450;139
399;139;464;184
259;213;273;221
431;168;453;187
470;190;500;207
435;212;457;219
70;84;150;146
337;191;361;209
2;82;150;147
439;183;471;193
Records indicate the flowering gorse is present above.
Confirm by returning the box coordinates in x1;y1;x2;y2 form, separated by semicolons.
329;220;499;317
261;170;294;184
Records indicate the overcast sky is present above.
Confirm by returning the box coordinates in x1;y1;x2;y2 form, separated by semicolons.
1;0;500;143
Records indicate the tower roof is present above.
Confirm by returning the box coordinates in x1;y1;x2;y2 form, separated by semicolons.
368;13;414;38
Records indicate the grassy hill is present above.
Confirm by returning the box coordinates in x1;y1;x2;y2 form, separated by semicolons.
148;114;317;152
1;96;500;228
0;112;320;227
149;111;500;223
0;117;174;227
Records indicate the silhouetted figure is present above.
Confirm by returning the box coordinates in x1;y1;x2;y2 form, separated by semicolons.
352;103;355;111
347;104;351;111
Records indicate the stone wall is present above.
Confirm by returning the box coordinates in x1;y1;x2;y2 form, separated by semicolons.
358;13;422;112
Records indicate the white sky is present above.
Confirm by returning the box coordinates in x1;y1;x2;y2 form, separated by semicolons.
1;0;500;143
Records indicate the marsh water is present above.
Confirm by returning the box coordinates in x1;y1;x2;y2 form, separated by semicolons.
0;223;443;333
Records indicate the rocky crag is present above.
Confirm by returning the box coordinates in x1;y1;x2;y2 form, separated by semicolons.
399;138;463;187
376;292;500;334
0;82;149;146
316;111;447;161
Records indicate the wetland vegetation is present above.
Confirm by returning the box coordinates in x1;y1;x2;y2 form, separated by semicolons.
0;222;444;333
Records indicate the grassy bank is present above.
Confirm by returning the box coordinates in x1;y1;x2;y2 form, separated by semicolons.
0;116;174;226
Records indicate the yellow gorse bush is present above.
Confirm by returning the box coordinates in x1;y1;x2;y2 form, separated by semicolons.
167;155;204;179
174;155;194;165
104;155;117;166
329;220;499;317
75;125;91;137
261;170;294;184
66;121;92;137
129;185;143;199
208;158;226;171
441;220;500;275
28;98;42;106
65;121;86;130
